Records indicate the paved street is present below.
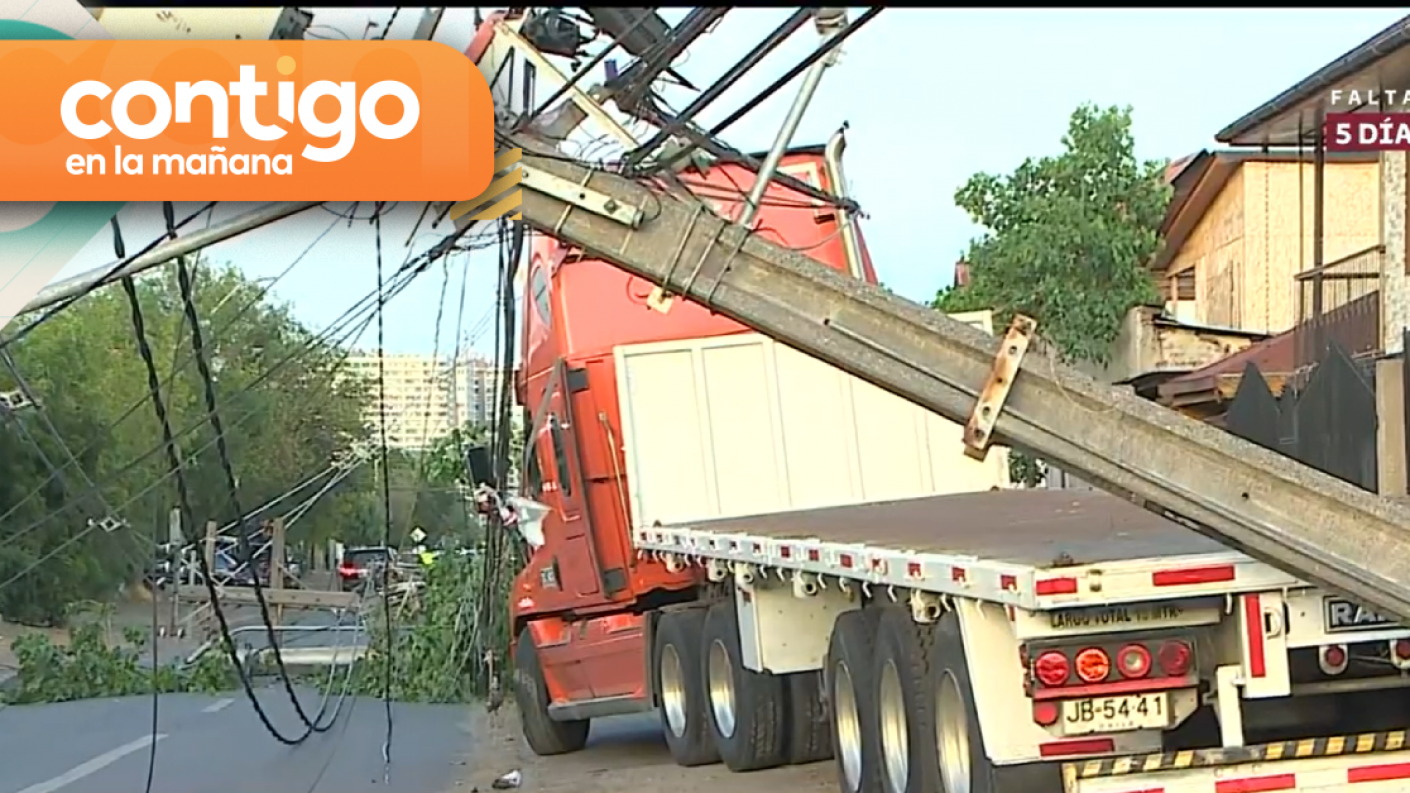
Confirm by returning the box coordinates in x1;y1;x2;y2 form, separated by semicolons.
0;689;833;793
0;689;476;793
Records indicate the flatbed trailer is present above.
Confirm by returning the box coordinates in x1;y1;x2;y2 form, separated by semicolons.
633;489;1302;610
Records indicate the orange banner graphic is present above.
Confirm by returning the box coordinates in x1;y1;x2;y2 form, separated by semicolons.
0;39;495;201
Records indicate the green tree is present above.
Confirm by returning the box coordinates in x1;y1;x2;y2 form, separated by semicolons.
935;104;1170;364
0;260;373;624
934;104;1171;485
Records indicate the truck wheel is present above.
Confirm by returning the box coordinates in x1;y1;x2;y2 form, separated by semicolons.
827;608;884;793
873;606;938;793
654;608;720;767
701;599;788;772
928;609;1061;793
786;670;833;764
512;629;590;756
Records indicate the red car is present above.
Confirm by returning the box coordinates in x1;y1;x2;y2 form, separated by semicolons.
337;546;395;591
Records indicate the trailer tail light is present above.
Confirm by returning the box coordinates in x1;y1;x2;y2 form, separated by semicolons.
1158;640;1192;676
1034;651;1070;686
1074;648;1110;683
1392;640;1410;670
1319;644;1349;675
1116;644;1152;679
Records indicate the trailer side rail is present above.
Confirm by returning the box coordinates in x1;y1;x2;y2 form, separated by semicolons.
634;526;1305;610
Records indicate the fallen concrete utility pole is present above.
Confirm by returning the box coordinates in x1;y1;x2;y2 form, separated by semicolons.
505;135;1410;623
19;201;321;317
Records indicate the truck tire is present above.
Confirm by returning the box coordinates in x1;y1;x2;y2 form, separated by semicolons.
512;629;590;756
786;670;833;765
701;599;788;772
928;609;1061;793
873;605;938;793
827;608;884;793
654;608;721;767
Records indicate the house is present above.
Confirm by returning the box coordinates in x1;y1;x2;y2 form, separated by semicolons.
1152;149;1381;337
1163;13;1410;495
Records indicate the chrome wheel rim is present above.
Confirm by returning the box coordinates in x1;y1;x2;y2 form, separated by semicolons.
834;661;864;791
879;659;909;793
936;671;972;793
660;644;688;737
707;638;737;739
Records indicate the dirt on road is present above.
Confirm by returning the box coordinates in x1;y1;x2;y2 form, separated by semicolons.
455;706;835;793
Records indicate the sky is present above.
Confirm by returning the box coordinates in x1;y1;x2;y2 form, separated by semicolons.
48;7;1410;357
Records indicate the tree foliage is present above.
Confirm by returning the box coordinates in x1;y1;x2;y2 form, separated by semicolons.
934;104;1171;365
0;261;411;625
934;105;1171;487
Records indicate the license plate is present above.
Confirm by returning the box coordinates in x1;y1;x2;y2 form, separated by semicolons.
1061;693;1170;735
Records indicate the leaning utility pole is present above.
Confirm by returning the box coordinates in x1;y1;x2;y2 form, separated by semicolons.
500;133;1410;623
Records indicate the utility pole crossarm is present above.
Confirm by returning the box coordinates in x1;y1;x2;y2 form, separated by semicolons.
508;137;1410;623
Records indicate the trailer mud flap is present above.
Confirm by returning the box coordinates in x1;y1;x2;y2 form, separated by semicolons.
1063;729;1410;792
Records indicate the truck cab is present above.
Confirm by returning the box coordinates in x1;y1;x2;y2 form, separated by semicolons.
506;143;876;719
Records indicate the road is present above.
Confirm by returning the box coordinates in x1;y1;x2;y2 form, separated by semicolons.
0;688;475;793
0;688;831;793
4;596;830;793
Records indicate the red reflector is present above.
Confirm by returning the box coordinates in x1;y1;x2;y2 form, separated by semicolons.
807;549;820;562
780;546;791;558
1152;564;1235;587
1396;639;1410;661
840;554;853;569
1158;640;1193;676
1214;775;1296;793
1349;762;1410;782
1038;738;1114;757
1035;577;1078;595
951;567;966;582
907;562;923;578
1031;701;1058;726
752;543;762;554
1000;574;1016;590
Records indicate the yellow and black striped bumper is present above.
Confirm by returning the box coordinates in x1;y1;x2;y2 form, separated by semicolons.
1067;729;1410;779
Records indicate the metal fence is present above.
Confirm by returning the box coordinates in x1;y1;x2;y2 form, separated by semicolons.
1295;244;1383;368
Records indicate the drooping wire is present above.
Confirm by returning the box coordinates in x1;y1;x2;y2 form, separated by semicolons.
100;218;163;793
121;249;334;748
373;205;396;775
376;7;401;41
0;203;217;353
0;241;445;598
110;216;381;747
0;206;350;535
0;240;442;561
172;254;331;734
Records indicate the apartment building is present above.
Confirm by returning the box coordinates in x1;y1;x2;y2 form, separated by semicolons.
341;351;509;450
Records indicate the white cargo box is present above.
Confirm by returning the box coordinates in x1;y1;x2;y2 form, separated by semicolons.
614;332;1009;530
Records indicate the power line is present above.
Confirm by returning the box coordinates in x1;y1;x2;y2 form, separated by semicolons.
0;236;443;551
373;206;397;776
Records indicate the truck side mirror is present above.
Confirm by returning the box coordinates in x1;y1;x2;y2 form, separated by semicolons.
465;445;498;490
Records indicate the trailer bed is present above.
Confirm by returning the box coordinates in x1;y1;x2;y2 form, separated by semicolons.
674;489;1224;568
636;489;1307;608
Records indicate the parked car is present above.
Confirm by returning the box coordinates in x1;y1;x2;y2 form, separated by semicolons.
338;546;395;591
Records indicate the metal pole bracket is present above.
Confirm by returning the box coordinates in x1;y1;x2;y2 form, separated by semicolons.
963;315;1036;461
